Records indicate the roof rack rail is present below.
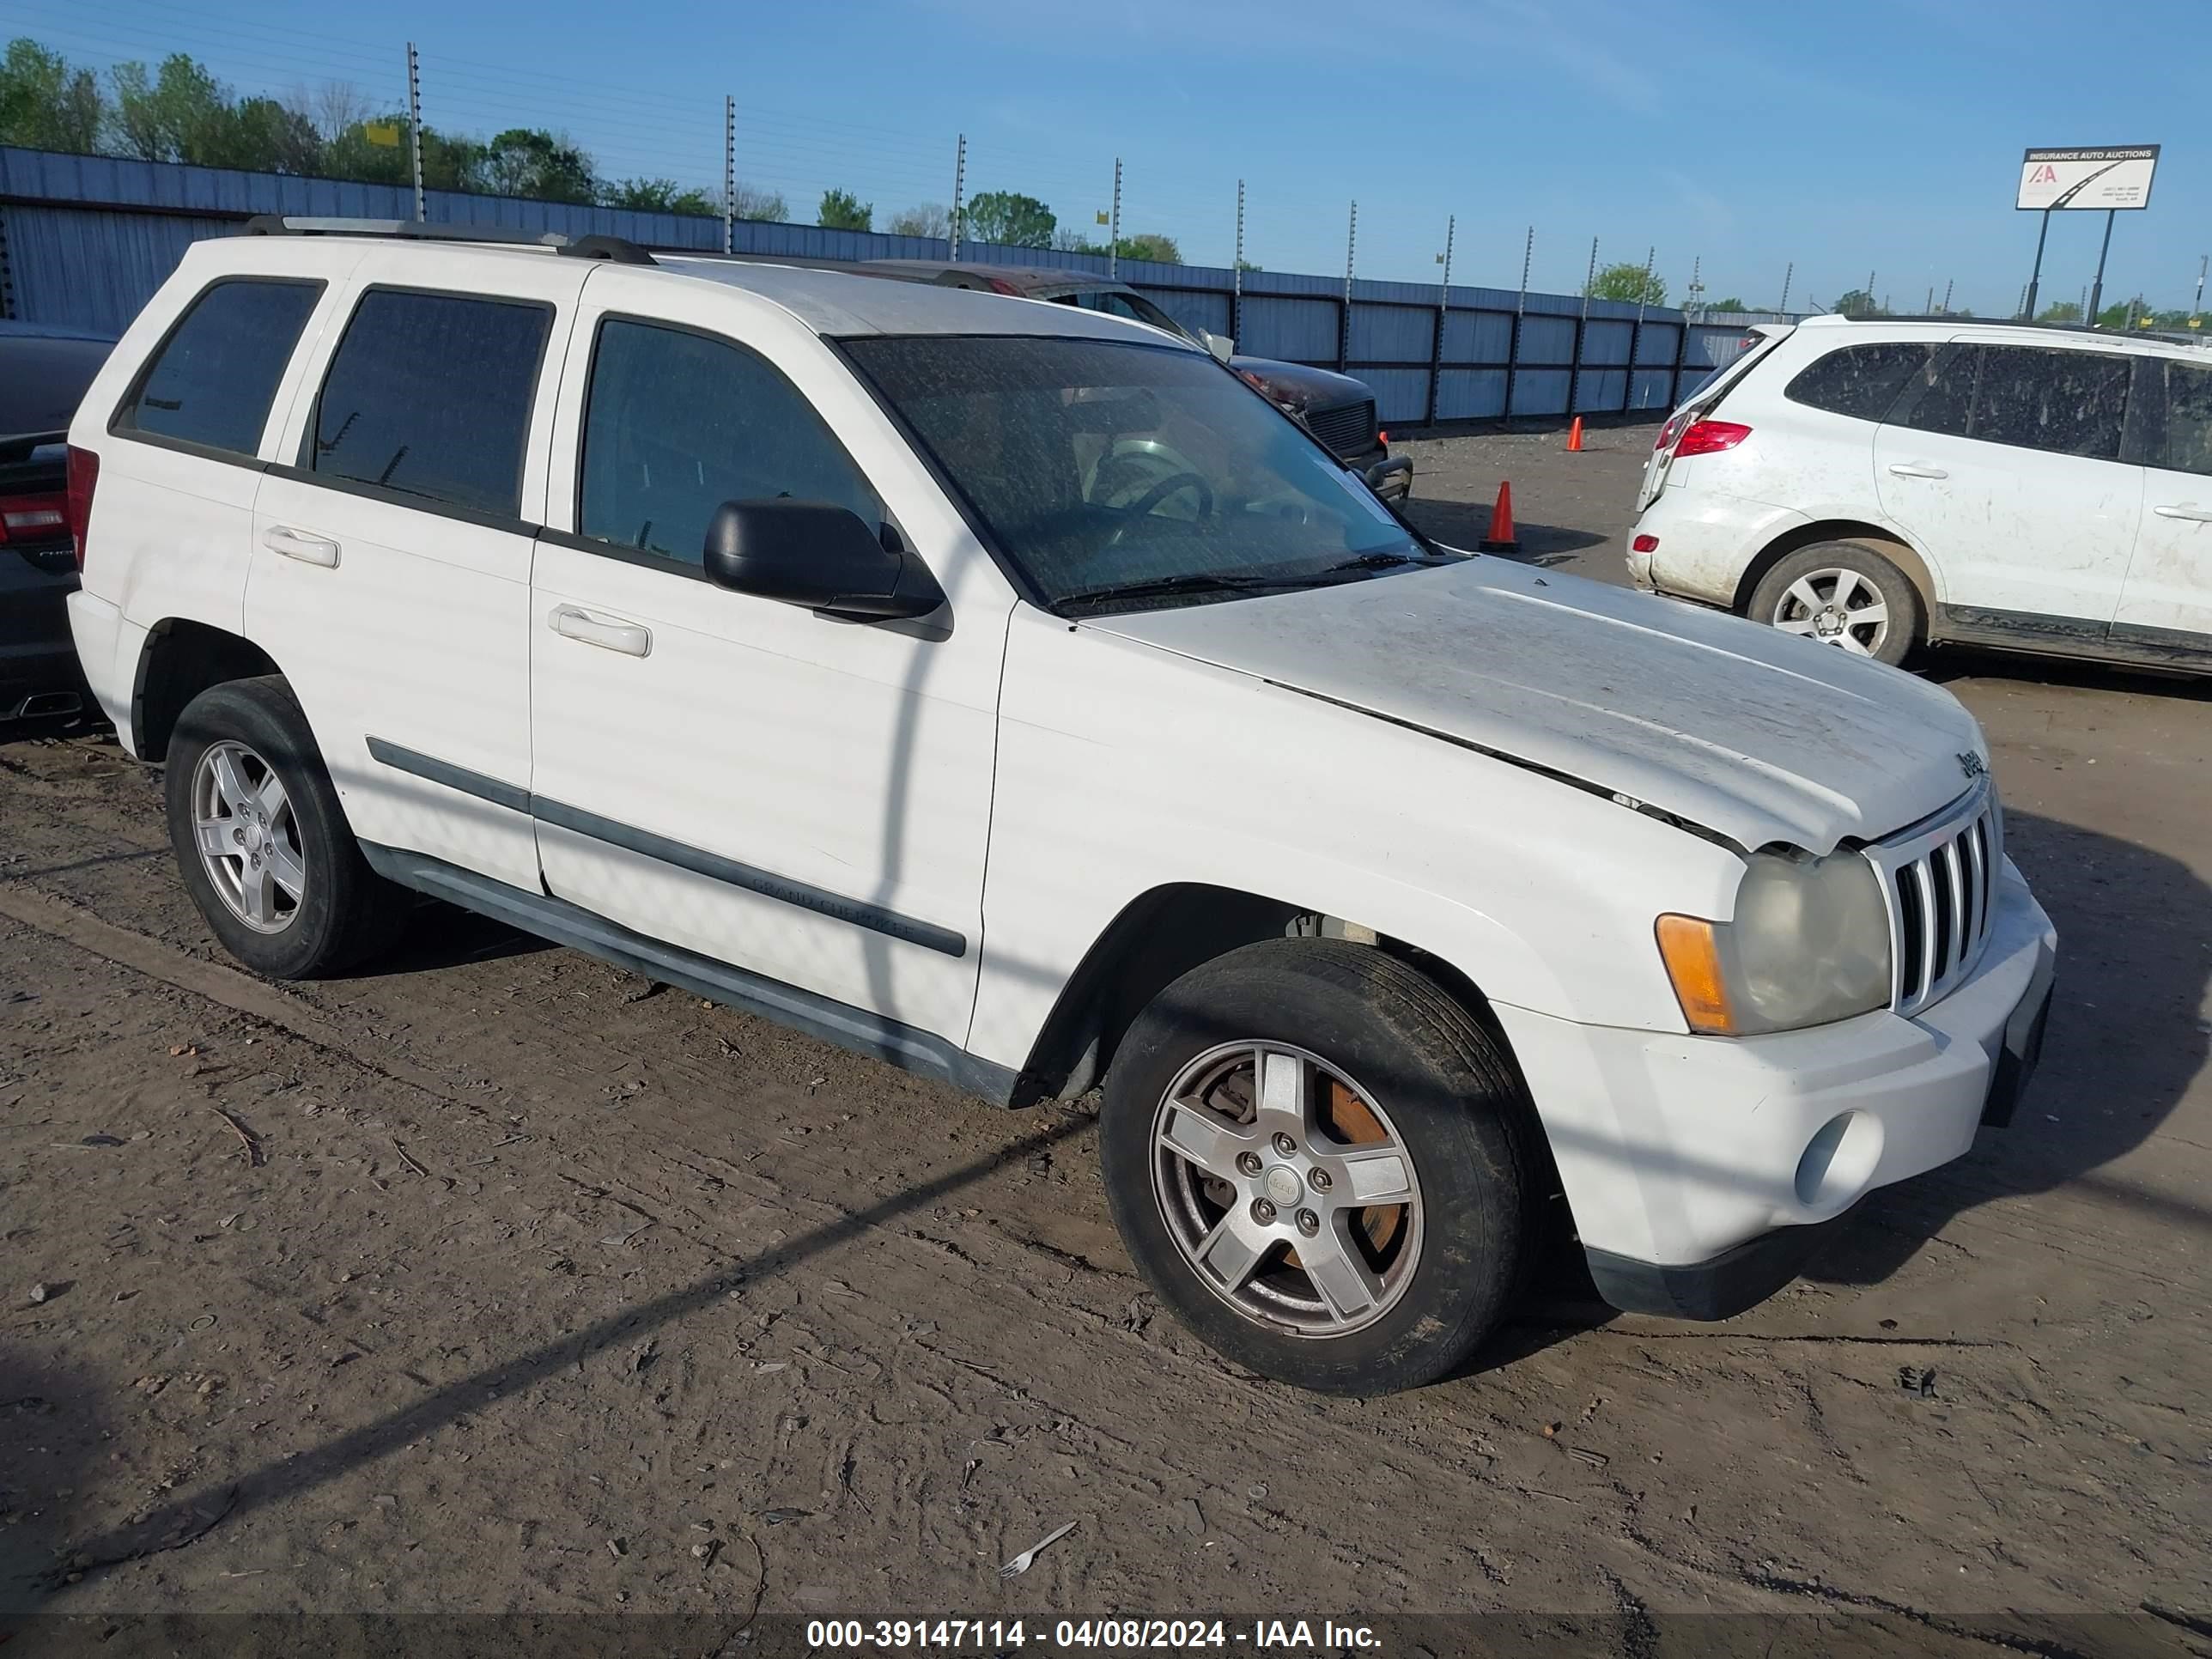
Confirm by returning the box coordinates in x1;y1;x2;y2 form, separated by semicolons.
241;216;656;266
1832;311;2208;346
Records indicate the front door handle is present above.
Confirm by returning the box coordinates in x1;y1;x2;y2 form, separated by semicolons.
2153;503;2212;523
1886;463;1949;480
550;605;652;658
262;525;340;567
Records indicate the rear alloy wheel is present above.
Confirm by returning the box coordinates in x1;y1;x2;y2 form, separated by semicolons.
1101;939;1534;1395
1748;541;1923;667
164;676;407;979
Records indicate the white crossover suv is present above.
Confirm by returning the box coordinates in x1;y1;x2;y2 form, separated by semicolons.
65;221;2057;1395
1629;314;2212;672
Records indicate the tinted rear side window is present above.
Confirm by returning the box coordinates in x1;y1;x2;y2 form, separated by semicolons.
578;319;881;567
1970;345;2131;459
2145;361;2212;477
1784;342;1933;422
310;289;550;516
1896;344;1978;438
114;279;320;456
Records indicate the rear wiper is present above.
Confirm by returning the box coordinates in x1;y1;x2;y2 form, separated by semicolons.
1056;571;1307;609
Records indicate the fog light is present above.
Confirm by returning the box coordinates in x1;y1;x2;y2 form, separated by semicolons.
1793;1110;1883;1210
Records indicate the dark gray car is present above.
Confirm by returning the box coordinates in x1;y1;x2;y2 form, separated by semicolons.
1;323;114;726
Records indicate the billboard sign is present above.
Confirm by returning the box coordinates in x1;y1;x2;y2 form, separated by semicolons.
2017;146;2160;211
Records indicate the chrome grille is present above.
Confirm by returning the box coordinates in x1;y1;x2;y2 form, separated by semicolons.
1304;398;1377;460
1863;781;2001;1017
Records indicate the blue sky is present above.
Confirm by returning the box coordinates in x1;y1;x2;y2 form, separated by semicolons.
9;0;2209;315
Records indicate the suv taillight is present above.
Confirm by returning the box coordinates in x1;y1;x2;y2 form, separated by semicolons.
1654;410;1692;452
64;445;98;571
1674;419;1751;458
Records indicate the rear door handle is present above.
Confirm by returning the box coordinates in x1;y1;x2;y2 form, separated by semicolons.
1886;463;1949;480
2153;503;2212;523
550;605;652;658
262;526;340;567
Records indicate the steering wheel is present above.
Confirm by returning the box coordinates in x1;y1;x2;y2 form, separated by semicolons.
1105;471;1215;547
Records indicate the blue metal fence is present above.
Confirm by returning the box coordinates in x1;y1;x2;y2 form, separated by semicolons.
0;145;1751;422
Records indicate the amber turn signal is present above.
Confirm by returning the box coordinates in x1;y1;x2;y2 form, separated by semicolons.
1656;915;1735;1036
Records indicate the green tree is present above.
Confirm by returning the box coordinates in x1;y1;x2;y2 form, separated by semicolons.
2035;301;2082;323
1706;295;1747;313
603;177;715;215
1585;261;1666;306
817;186;872;231
886;202;949;239
1830;289;1884;318
1116;231;1180;264
107;53;229;162
319;113;477;191
0;37;103;154
963;189;1055;247
477;128;595;203
200;95;321;173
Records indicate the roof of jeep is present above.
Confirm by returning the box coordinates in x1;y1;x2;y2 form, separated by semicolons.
200;226;1192;346
651;254;1170;341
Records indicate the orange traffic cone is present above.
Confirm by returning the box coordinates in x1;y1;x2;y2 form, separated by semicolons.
1565;416;1585;453
1479;480;1519;553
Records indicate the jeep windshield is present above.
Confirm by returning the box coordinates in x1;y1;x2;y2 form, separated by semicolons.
844;335;1429;614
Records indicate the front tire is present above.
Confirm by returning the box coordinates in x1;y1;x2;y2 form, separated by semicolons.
1747;541;1923;667
1100;939;1534;1395
164;677;405;979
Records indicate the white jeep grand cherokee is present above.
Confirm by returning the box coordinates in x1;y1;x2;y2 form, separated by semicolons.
63;220;2057;1395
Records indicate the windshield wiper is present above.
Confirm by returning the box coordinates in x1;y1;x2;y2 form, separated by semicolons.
1056;571;1310;609
1310;550;1430;577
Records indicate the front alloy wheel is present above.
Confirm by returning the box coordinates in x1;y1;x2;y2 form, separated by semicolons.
1152;1041;1421;1337
1100;939;1535;1395
190;739;308;933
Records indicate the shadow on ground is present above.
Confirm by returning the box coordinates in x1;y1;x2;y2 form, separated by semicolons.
1402;496;1606;563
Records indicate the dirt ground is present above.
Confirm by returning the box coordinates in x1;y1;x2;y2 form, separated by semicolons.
3;426;2208;1653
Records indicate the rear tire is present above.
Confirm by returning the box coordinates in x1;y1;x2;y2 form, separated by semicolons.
1099;939;1534;1395
1747;541;1923;667
164;677;406;979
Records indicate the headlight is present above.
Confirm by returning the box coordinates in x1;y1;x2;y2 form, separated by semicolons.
1656;849;1893;1036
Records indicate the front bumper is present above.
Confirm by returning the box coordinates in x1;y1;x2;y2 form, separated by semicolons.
1492;858;2057;1318
1363;455;1413;501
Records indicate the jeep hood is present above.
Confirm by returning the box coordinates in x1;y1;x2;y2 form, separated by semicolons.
1082;557;1986;854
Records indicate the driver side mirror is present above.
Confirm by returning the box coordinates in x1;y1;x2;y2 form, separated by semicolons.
702;500;945;621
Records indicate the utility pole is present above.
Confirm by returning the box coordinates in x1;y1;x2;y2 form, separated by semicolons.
1108;157;1122;278
1683;252;1703;319
1942;277;1954;314
721;96;735;255
1863;270;1875;317
1778;260;1793;313
1340;200;1358;371
1438;212;1455;292
949;133;966;258
405;42;425;223
1636;245;1656;324
1231;179;1245;343
2193;254;2208;329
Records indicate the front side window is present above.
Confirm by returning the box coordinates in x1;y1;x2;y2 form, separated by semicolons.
2148;361;2212;477
578;319;883;567
847;335;1422;611
310;289;550;516
115;278;321;456
1784;342;1934;422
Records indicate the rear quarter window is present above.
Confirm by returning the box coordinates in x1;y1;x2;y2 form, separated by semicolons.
112;279;323;456
1783;341;1935;422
